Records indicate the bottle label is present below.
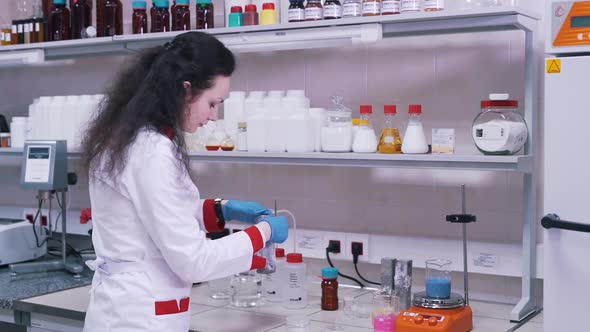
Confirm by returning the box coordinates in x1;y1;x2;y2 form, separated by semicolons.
382;0;401;13
384;136;394;143
12;25;17;34
401;0;421;11
362;2;381;15
424;0;444;9
324;4;342;18
0;32;4;42
342;2;362;16
5;33;11;43
288;8;305;21
17;24;24;33
35;22;40;32
24;23;31;33
304;7;323;20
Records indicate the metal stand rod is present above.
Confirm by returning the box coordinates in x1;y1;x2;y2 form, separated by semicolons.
61;191;67;266
461;185;469;305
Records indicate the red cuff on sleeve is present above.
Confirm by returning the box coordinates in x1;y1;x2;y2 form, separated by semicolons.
250;255;267;270
203;199;225;233
80;208;92;224
244;226;264;253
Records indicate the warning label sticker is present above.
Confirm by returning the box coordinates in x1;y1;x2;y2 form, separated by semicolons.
547;59;561;74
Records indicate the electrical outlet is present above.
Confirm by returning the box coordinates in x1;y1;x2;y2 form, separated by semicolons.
323;232;346;260
345;234;370;262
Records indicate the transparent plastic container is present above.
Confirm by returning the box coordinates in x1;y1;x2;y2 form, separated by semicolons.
231;271;263;307
425;259;452;299
208;276;232;299
321;96;353;152
472;93;527;155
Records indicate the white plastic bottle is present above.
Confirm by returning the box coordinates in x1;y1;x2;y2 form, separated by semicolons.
245;91;266;118
247;108;268;152
264;248;287;302
401;104;429;154
224;91;246;142
9;117;28;148
282;253;307;309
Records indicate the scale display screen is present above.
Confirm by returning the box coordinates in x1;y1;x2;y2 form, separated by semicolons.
28;147;50;159
571;16;590;28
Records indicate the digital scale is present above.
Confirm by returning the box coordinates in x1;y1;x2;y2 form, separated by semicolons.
397;186;475;332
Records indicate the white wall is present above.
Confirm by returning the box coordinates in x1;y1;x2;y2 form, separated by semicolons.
0;0;546;304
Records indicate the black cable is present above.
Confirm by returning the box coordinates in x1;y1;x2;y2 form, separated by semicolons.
325;248;365;288
31;198;50;248
47;238;82;258
354;263;381;286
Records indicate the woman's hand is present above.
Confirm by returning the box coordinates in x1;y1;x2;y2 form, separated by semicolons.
260;216;289;244
222;200;273;223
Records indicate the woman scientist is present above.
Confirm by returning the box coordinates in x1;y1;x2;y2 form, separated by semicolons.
80;31;288;332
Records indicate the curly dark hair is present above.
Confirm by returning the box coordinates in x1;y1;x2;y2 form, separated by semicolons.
81;31;235;178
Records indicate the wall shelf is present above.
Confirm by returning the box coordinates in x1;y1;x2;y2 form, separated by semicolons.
0;7;539;59
0;148;532;173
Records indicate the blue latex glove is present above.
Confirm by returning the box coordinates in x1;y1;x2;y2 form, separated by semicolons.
261;215;289;244
222;200;273;224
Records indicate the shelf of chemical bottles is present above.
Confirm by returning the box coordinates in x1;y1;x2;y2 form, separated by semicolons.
0;148;533;172
0;6;539;62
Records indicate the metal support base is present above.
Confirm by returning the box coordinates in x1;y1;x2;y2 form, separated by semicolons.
9;191;83;278
9;260;83;278
508;306;543;332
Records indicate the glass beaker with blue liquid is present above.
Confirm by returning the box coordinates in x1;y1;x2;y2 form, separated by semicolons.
425;259;452;299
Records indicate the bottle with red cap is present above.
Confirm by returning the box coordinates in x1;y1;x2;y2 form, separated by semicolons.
352;105;378;153
228;6;244;27
378;105;402;154
401;104;429;154
260;3;278;25
244;4;259;25
282;253;307;309
263;247;287;302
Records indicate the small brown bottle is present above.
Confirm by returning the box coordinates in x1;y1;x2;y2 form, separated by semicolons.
99;0;123;37
71;0;92;39
132;1;149;34
321;267;339;311
196;0;214;29
48;0;71;41
172;0;191;31
152;0;171;32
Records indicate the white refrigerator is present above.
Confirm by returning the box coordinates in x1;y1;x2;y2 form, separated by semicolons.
544;54;590;332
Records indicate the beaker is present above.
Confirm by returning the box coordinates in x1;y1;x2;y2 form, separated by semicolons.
371;292;400;332
425;259;452;299
230;271;263;307
207;276;232;299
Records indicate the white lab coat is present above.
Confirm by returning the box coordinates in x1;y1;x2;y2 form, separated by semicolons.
83;129;264;332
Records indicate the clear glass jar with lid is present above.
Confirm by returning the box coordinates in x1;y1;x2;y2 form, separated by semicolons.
472;93;528;155
321;96;353;152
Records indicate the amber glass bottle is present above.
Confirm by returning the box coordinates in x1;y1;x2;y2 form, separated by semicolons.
47;0;71;41
172;0;191;31
98;0;123;37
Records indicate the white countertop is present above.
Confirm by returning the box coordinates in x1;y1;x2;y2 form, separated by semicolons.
19;282;543;332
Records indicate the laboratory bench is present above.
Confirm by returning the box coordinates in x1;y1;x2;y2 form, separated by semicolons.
1;277;543;332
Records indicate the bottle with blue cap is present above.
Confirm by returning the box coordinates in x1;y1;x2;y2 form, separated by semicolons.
321;267;339;311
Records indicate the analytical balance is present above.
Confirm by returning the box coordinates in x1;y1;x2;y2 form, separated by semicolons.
397;185;475;332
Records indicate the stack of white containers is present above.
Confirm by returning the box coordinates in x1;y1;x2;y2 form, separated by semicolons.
12;95;102;151
223;90;323;153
